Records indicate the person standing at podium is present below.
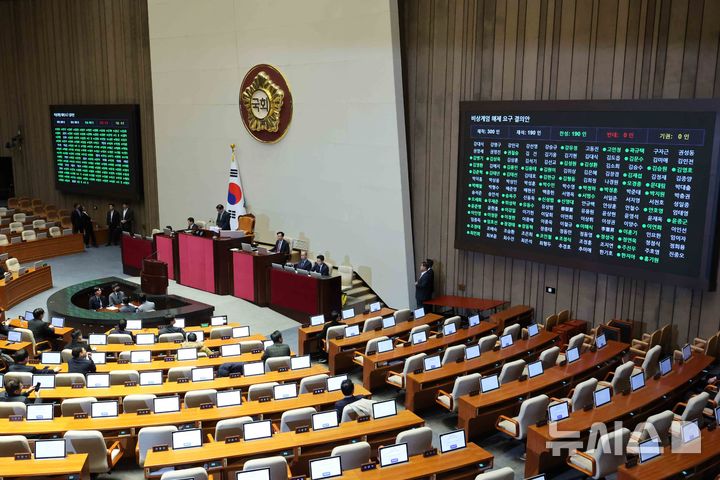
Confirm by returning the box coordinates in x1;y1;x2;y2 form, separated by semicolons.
215;204;231;230
270;231;290;255
295;251;312;271
311;255;330;276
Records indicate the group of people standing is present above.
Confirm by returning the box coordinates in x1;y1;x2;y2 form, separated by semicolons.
70;202;134;248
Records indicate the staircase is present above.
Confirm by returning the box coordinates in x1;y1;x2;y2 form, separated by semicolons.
335;270;382;312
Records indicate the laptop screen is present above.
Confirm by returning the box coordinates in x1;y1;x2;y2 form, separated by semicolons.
263;340;274;350
326;374;348;392
413;308;425;319
136;333;155;345
638;437;661;463
236;469;270;480
468;314;480;327
341;308;355;320
139;370;163;386
32;374;55;390
191;367;214;382
630;372;645;391
91;352;106;365
659;356;672;376
86;373;110;388
528;323;539;337
312;411;339;431
290;355;311;370
50;317;65;328
174;318;185;329
35;439;66;459
7;330;21;343
177;347;198;361
681;420;701;444
566;347;580;364
193;331;204;342
216;390;242;408
439;429;466;453
243;361;264;377
465;344;480;360
172;428;202;450
481;374;500;393
500;334;513;348
26;403;54;421
528;360;544;378
548;401;570;422
243;420;272;441
377;339;394;353
423;355;441;372
379;443;409;467
593;387;612;408
596;333;607;349
23;311;34;321
126;319;142;330
344;325;360;338
682;343;692;362
443;323;457;336
412;331;427;345
40;352;61;365
309;456;342;480
233;326;250;338
310;315;325;326
211;316;227;326
372;400;397;419
221;344;241;357
131;350;152;363
382;317;396;329
153;396;180;414
88;334;107;345
273;383;298;400
369;302;381;312
91;400;119;418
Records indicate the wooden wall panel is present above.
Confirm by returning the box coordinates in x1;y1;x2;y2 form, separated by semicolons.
402;0;720;345
0;0;158;231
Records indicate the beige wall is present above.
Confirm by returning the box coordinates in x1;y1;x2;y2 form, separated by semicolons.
148;0;415;307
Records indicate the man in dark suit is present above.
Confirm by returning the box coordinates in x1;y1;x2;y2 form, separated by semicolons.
270;231;290;255
158;316;185;336
294;251;312;271
80;205;98;248
261;330;291;361
109;318;135;340
28;308;55;343
311;255;330;276
106;203;121;246
9;350;56;374
415;259;435;309
334;379;362;421
120;202;134;234
70;203;83;234
89;287;107;310
68;346;96;375
187;217;199;231
215;204;231;230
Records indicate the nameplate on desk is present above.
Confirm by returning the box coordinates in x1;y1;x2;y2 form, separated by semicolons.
137;409;151;415
152;445;169;452
625;455;638;468
583;404;594;412
313;388;325;395
493;345;500;351
258;396;271;403
124;381;137;387
118;359;129;364
278;367;289;372
357;415;370;423
374;327;382;332
536;419;548;427
413;368;423;375
174;340;183;344
251;349;262;354
125;342;134;346
208;353;220;359
366;350;376;356
360;463;377;472
229;372;242;379
518;375;527;382
290;476;306;480
295;426;309;434
468;390;479;397
590;345;597;352
177;378;189;384
14;453;30;460
423;448;438;458
165;356;175;362
27;359;39;365
559;360;567;366
224;435;240;444
334;335;344;341
200;403;214;410
74;413;88;419
436;333;443;339
8;415;22;422
455;357;464;363
653;373;661;381
71;383;84;389
221;336;231;340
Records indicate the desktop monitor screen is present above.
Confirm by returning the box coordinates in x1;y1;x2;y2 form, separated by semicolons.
423;355;441;372
369;302;381;312
528;323;539;337
468;314;480;327
593;387;612;408
372;400;397;419
211;316;228;326
326;374;348;392
243;361;264;377
91;400;119;418
566;347;580;364
443;323;457;336
191;367;214;382
139;370;163;386
412;331;427;345
526;476;546;480
243;420;273;441
344;325;360;338
50;317;65;328
172;428;202;450
382;317;396;329
465;344;480;360
263;340;274;350
638;437;661;463
500;334;513;348
7;331;21;343
174;318;185;329
236;469;270;480
659;356;672;376
136;333;155;345
35;439;66;459
177;348;198;361
216;390;242;408
309;456;342;480
26;403;54;421
91;352;106;364
681;420;701;444
480;374;500;393
310;315;325;327
40;352;61;365
290;355;311;370
377;339;394;354
682;343;692;362
630;372;646;391
86;373;110;388
527;360;544;378
88;334;107;345
23;311;34;321
379;443;409;467
312;411;339;431
548;401;570;422
153;396;180;414
131;350;151;363
126;319;142;330
596;334;607;349
233;326;250;338
32;375;55;390
273;383;298;400
439;429;467;453
193;331;205;342
413;308;425;319
221;344;241;357
341;308;355;320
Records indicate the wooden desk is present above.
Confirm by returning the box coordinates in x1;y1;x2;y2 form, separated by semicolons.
0;339;32;355
177;232;249;295
489;304;534;331
0;453;89;479
357;321;497;391
0;233;85;263
121;233;153;276
103;322;243;336
327;313;444;375
525;353;714;477
10;387;370;438
154;233;179;281
232;250;286;306
9;317;73;345
404;331;559;411
29;365;330;400
617;427;720;479
458;341;628;438
342;443;494;480
269;268;342;320
297;307;395;356
425;295;507;314
553;319;588;346
0;265;53;310
144;409;421;477
92;334;266;353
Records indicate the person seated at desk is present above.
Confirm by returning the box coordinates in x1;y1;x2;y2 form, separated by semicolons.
334;379;363;421
89;287;107;310
0;379;41;404
109;318;135;340
181;332;212;357
136;294;156;313
262;330;291;361
9;350;56;374
186;217;199;231
158;316;185;336
68;346;96;375
64;330;89;351
317;310;341;363
295;251;312;271
215;204;231;230
28;308;54;343
108;283;126;306
270;231;290;255
118;297;137;313
311;255;330;276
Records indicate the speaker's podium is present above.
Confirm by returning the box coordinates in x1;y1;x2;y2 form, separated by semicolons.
141;259;169;295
